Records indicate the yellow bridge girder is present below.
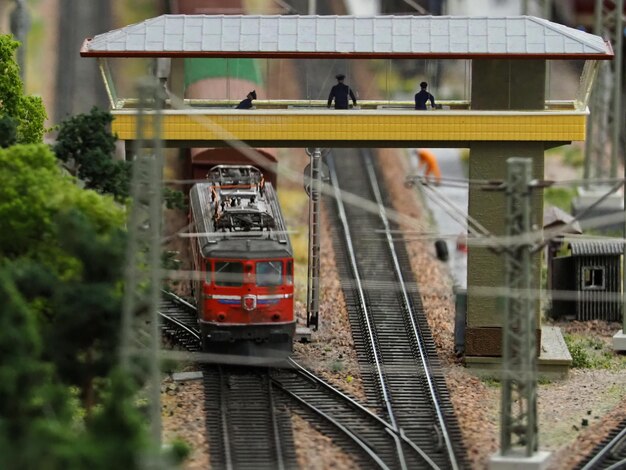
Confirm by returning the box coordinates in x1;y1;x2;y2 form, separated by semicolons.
112;107;587;146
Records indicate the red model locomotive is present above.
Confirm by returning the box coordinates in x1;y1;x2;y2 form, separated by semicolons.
189;165;295;356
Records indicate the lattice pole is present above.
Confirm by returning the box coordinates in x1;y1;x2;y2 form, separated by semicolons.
500;158;538;457
120;77;165;453
306;148;322;330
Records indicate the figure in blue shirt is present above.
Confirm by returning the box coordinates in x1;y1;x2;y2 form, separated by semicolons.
414;81;436;110
327;74;357;109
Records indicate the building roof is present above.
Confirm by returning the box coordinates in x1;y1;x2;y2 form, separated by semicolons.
543;206;582;234
569;239;623;256
80;14;613;59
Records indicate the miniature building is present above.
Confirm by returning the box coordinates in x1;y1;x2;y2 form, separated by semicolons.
551;239;622;321
543;205;582;291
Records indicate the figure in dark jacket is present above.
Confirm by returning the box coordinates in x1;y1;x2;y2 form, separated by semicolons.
414;81;436;110
236;90;257;109
327;74;357;109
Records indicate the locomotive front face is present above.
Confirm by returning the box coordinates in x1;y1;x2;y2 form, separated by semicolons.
197;256;295;350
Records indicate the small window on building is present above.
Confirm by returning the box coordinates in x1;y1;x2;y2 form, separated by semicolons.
582;266;605;290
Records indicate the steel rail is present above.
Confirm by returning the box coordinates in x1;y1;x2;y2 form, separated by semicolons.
363;151;460;470
158;311;201;341
288;358;439;467
272;380;391;470
329;154;414;470
581;425;626;470
267;376;286;470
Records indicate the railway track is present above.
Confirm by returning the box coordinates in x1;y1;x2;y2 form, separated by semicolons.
578;419;626;470
326;148;468;469
160;294;455;468
203;364;298;470
159;291;201;352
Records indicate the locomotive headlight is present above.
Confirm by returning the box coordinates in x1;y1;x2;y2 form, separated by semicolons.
271;313;281;321
217;313;226;322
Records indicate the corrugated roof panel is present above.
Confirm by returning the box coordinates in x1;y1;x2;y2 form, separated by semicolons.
81;14;613;59
570;240;623;256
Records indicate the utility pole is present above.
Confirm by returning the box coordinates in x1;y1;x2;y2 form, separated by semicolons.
585;0;624;181
491;158;550;468
306;147;322;330
120;77;165;461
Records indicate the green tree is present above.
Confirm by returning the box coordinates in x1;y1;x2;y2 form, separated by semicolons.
43;210;127;411
0;143;126;411
0;266;79;470
0;115;17;148
53;107;131;201
0;34;46;143
0;143;124;271
82;369;148;470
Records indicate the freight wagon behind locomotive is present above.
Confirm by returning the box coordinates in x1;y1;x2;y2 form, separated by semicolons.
189;165;295;357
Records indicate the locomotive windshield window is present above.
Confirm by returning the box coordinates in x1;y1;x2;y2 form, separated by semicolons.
256;261;283;287
215;261;244;286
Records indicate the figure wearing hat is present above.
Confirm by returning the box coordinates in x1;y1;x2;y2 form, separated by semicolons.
236;90;257;109
414;81;436;110
327;74;357;110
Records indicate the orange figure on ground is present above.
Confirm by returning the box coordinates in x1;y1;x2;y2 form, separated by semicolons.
416;148;441;185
